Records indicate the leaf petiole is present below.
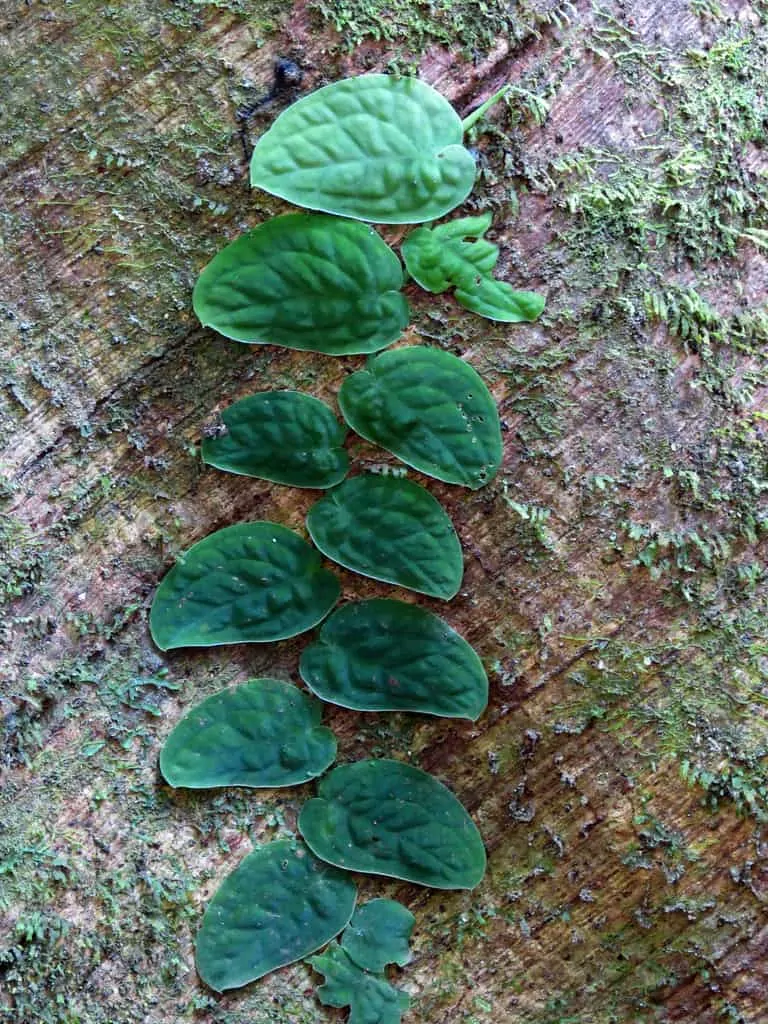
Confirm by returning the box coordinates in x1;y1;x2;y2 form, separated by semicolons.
461;82;511;132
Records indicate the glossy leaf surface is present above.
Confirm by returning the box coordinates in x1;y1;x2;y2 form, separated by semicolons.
306;477;462;600
308;943;410;1024
402;212;545;322
300;599;487;719
342;899;415;973
196;840;356;992
339;346;502;488
192;214;408;354
299;760;486;889
159;679;337;789
249;74;476;224
202;391;348;488
150;522;339;650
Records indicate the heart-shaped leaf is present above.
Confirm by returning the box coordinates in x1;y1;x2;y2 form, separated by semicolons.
159;679;337;789
402;212;545;322
338;346;502;489
192;213;409;355
249;74;476;224
308;942;410;1024
299;759;486;889
300;599;488;720
341;899;415;973
202;391;349;488
306;476;463;600
149;522;339;650
196;840;356;992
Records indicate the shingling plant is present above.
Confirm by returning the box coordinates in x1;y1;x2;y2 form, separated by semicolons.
150;72;544;1018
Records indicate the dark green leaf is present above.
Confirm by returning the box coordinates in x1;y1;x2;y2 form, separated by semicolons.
338;346;502;489
250;74;476;224
149;522;339;650
308;943;410;1024
202;391;348;488
305;476;462;600
192;214;408;355
196;840;356;992
299;759;486;889
300;599;487;720
342;899;414;972
402;213;545;322
159;679;337;789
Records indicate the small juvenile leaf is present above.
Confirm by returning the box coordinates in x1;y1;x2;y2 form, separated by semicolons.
299;759;486;889
202;391;348;488
306;477;463;600
308;943;410;1024
159;679;337;789
196;840;357;992
342;899;415;973
149;522;339;650
402;212;545;323
338;346;502;489
250;74;476;224
300;599;488;720
192;213;409;355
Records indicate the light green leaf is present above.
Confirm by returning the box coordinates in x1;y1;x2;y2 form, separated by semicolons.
192;213;409;354
308;943;410;1024
457;275;545;322
249;74;476;224
159;679;337;789
202;391;348;489
149;522;339;650
300;598;488;720
338;346;502;489
306;476;463;600
299;759;486;889
402;212;545;322
196;840;356;992
342;899;415;973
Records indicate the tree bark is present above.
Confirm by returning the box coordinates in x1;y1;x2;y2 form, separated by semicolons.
1;1;767;1022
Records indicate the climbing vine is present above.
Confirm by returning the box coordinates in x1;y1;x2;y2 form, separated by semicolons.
150;72;544;1017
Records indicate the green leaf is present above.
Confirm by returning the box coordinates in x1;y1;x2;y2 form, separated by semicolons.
300;598;488;720
402;213;545;322
306;476;463;600
196;840;356;992
299;759;486;889
192;213;409;355
308;943;410;1024
159;679;337;789
338;345;502;489
249;74;476;224
202;391;349;489
341;899;415;972
149;522;339;650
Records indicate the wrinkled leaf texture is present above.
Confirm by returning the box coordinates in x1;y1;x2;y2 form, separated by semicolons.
193;214;408;354
159;679;337;789
306;476;463;600
202;390;349;488
149;522;339;650
300;598;487;719
402;212;545;322
341;899;415;973
250;74;476;224
196;840;356;991
308;943;410;1024
299;759;486;889
339;346;502;489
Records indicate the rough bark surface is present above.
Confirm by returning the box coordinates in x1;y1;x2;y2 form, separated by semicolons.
1;1;767;1022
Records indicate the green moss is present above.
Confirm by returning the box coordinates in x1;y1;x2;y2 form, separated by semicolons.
0;515;45;607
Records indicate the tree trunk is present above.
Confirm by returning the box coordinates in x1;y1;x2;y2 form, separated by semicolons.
1;1;767;1022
